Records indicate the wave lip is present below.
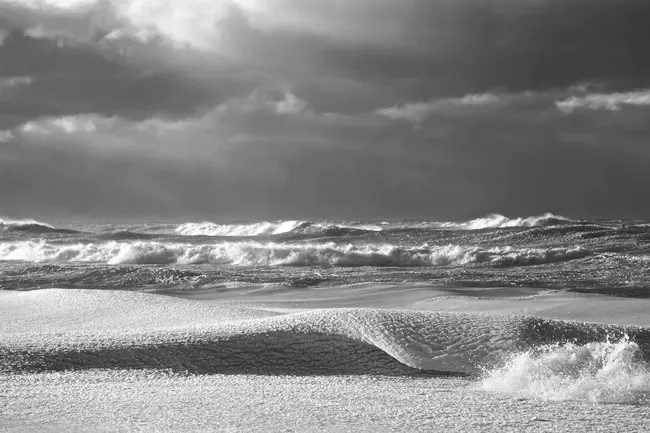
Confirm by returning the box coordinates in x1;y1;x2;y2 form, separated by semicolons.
176;220;310;237
441;213;574;230
0;217;60;233
0;218;79;235
0;240;592;267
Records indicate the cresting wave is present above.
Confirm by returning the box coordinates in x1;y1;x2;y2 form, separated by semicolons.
2;290;649;406
173;213;574;237
175;220;310;236
0;240;591;267
0;213;577;240
0;218;65;234
482;337;650;404
439;213;574;230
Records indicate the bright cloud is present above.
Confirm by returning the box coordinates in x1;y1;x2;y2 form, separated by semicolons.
20;114;117;134
1;0;415;51
10;86;374;157
556;89;650;112
377;93;502;124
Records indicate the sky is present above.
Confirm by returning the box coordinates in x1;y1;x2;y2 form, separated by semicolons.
1;0;650;221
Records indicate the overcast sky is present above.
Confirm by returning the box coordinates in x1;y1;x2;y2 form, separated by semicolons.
1;0;649;221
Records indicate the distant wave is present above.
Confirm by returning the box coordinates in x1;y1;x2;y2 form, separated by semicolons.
175;220;384;237
172;214;573;239
439;213;574;230
176;220;311;237
0;240;591;267
95;231;158;241
0;218;77;234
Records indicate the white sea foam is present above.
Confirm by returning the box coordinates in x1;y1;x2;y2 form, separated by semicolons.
440;213;573;230
0;240;591;267
172;214;571;237
175;220;308;236
481;337;650;404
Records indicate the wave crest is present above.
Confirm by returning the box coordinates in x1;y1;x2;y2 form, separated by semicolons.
441;213;574;230
0;240;591;267
482;337;650;404
175;220;310;237
0;218;57;233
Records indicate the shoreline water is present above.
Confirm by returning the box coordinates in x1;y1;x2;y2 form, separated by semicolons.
2;215;650;430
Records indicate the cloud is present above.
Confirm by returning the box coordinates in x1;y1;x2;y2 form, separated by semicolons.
377;93;503;124
0;76;32;91
0;130;13;142
5;79;650;220
20;114;116;134
0;0;257;50
0;0;120;42
11;87;376;150
3;1;650;219
2;0;414;51
556;89;650;113
0;31;255;128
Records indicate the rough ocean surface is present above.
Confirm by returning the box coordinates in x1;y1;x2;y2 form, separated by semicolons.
1;214;650;432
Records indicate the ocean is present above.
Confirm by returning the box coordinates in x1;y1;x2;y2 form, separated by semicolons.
1;213;650;431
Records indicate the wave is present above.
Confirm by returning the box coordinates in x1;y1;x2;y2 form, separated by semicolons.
175;220;311;237
482;337;650;404
0;240;592;267
175;220;384;238
147;214;576;239
0;218;77;234
3;294;649;402
95;231;158;241
439;213;575;230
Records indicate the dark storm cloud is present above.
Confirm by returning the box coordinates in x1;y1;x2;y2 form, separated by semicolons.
378;0;650;97
0;31;256;128
6;85;650;220
2;0;650;220
200;0;650;110
3;0;649;117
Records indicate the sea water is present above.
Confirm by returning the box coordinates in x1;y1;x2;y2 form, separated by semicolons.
1;213;649;431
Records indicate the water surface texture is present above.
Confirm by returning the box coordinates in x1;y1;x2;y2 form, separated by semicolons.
2;214;650;431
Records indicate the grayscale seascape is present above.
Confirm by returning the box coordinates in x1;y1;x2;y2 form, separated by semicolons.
2;0;650;431
2;216;650;431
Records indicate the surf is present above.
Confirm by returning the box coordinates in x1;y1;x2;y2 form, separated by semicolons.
0;240;592;267
481;337;650;404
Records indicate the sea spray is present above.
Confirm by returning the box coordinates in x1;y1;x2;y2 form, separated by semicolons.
175;220;310;236
0;240;591;267
481;336;650;404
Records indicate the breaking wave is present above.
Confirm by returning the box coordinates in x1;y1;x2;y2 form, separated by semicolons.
440;213;574;230
0;218;76;234
176;220;310;237
3;290;649;404
172;214;573;238
482;337;650;404
0;240;591;267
